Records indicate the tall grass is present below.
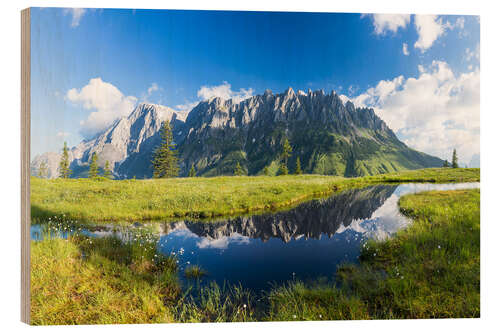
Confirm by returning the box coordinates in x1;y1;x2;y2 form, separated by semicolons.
31;168;479;223
184;265;207;279
175;282;256;322
31;232;180;325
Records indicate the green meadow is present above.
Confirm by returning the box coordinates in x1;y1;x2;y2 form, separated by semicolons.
31;168;479;224
30;168;480;324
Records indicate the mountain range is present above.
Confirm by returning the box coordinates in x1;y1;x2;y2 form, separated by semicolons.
31;87;443;179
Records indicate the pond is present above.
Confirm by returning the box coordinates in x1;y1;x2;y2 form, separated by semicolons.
31;182;479;293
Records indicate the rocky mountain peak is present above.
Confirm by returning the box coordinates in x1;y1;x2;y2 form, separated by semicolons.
32;86;443;180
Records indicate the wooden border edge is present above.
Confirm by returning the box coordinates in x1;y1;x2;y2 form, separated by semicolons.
21;7;31;325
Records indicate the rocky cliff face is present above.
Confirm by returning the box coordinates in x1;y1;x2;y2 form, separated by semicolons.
31;88;443;179
31;103;187;179
180;88;442;177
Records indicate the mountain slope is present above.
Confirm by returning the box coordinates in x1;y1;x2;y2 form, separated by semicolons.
31;103;187;179
31;88;443;179
180;88;443;177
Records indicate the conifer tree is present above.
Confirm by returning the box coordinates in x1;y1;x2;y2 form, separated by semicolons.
451;149;459;168
294;157;302;175
88;153;99;179
103;160;113;179
443;159;449;168
152;121;179;178
38;161;48;178
278;163;288;175
279;138;292;175
58;141;72;179
234;162;244;176
188;164;196;177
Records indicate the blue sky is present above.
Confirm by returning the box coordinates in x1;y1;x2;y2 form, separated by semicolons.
30;8;480;165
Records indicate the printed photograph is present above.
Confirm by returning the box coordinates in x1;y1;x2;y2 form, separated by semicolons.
28;8;480;324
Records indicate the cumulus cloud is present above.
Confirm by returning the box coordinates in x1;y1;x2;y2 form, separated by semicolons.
414;15;447;52
175;82;254;113
351;75;405;107
197;81;254;103
367;14;411;35
63;8;87;28
338;94;351;105
67;78;137;138
402;43;409;56
365;14;466;53
345;62;480;163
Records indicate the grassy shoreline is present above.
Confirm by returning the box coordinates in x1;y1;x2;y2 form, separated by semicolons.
31;168;479;224
31;188;480;323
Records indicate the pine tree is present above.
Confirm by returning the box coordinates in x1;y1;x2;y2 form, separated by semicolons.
188;164;196;177
278;163;288;175
279;138;292;175
88;153;99;179
294;157;302;175
451;149;459;168
443;159;450;168
234;162;244;176
152;121;179;178
58;141;72;179
103;160;113;179
38;161;48;178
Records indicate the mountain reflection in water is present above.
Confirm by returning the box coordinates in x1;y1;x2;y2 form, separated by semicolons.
161;185;398;244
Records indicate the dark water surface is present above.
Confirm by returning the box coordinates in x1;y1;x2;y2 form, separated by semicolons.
31;182;479;293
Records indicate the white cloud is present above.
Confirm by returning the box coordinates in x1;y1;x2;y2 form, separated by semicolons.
174;82;254;113
338;94;350;105
147;83;159;95
67;78;137;138
365;14;466;53
455;17;465;30
63;8;86;28
197;81;254;103
346;62;480;163
141;82;162;103
175;101;199;113
348;85;358;95
445;16;468;38
368;14;411;35
402;43;409;56
351;75;404;107
465;44;480;62
414;15;446;52
196;233;250;250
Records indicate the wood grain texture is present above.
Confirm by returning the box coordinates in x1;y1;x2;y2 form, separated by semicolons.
21;7;31;325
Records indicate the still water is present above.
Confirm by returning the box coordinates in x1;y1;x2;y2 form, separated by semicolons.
31;182;479;293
